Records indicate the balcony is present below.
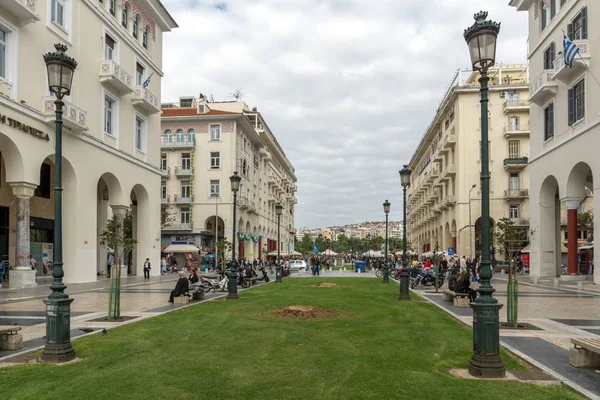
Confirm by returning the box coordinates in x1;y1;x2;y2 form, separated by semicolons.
553;40;591;83
510;218;529;227
161;135;195;148
0;0;39;25
174;166;194;177
99;60;133;95
268;195;277;203
503;99;529;114
441;164;456;180
160;167;170;178
503;157;528;170
259;147;272;160
174;194;193;204
504;189;529;200
503;122;530;137
163;222;193;231
445;195;456;206
161;195;170;204
441;134;456;151
428;168;439;182
42;97;87;133
132;86;160;114
529;70;557;105
248;200;257;214
238;196;249;210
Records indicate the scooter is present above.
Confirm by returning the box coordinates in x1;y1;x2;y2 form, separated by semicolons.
237;267;251;288
258;265;270;283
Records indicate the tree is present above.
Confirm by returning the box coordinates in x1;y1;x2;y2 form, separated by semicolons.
99;216;137;321
431;242;444;293
314;235;326;253
230;89;244;102
217;237;232;270
296;233;314;255
493;217;528;328
333;234;349;254
161;205;176;228
578;210;594;241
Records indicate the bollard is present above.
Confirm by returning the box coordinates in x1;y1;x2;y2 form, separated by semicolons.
532;277;539;284
358;269;361;274
577;282;584;291
553;278;560;288
343;267;346;271
339;269;342;274
329;267;332;271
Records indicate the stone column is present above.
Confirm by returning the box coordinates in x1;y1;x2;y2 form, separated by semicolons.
562;197;583;276
111;205;128;278
9;183;38;288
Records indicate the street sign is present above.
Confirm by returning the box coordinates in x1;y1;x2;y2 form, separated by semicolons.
447;247;455;256
313;245;319;254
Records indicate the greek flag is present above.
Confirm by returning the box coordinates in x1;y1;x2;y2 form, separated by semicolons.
563;34;580;68
143;72;154;88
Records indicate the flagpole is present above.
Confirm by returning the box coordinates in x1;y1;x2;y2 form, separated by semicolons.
563;29;600;88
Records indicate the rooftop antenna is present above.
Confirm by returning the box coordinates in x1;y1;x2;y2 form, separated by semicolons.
230;89;244;102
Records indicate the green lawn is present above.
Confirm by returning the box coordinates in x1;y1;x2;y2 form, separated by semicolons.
1;278;581;400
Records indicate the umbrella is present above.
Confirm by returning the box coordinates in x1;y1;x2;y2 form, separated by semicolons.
319;249;338;256
163;243;200;253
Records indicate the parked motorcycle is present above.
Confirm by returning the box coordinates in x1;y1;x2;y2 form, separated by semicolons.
421;269;444;288
237;267;251;288
258;265;270;283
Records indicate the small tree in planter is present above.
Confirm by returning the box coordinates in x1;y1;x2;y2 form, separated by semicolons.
493;217;528;328
431;242;444;293
99;216;137;321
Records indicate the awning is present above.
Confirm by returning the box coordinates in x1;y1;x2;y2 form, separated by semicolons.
320;249;338;256
163;243;200;253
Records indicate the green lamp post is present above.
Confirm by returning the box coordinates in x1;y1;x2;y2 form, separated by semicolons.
383;200;390;283
399;165;411;301
275;203;283;283
41;44;77;363
228;172;242;300
464;11;505;378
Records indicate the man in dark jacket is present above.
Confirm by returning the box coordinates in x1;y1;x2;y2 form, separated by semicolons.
169;272;189;303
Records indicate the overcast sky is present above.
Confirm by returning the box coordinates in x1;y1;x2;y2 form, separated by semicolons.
160;0;528;229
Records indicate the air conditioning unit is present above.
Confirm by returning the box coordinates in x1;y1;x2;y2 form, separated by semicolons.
500;91;507;98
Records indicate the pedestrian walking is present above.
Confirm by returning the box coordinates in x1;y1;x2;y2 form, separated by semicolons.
161;257;167;274
107;253;114;278
143;258;151;279
0;259;5;285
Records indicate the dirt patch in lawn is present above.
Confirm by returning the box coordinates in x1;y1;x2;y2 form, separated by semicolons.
273;305;333;318
317;283;339;288
499;322;542;331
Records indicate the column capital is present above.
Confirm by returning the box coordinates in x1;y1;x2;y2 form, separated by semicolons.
9;182;37;199
111;205;128;217
561;197;584;210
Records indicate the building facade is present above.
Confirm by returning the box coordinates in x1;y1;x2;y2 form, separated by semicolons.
0;0;177;287
510;0;598;282
160;96;297;261
406;65;531;258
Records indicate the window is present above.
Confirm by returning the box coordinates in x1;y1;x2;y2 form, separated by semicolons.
135;116;146;152
210;180;220;197
161;181;166;199
132;16;138;39
509;173;520;190
51;0;65;27
35;163;52;199
104;94;116;136
135;62;145;86
509;116;519;131
210;152;220;169
0;29;6;79
568;7;587;41
121;6;128;28
109;0;116;16
544;103;554;140
568;79;585;125
142;26;148;49
104;34;115;60
541;2;547;30
164;129;172;142
175;129;184;142
543;43;555;70
180;207;190;224
508;140;520;158
181;181;191;198
160;153;167;170
210;124;221;141
181;153;191;169
509;205;520;219
550;0;556;18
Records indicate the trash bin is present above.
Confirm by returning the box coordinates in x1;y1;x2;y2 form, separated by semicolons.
355;261;366;272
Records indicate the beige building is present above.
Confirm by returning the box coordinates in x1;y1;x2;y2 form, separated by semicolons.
0;0;177;287
160;96;297;261
406;65;531;258
510;0;598;282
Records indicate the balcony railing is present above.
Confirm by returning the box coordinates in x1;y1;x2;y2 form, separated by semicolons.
503;122;530;136
553;40;591;83
132;86;160;114
161;195;170;204
529;70;557;105
161;134;195;147
502;99;529;113
3;0;39;25
42;97;87;132
504;189;529;199
161;167;170;177
174;194;193;203
164;222;193;231
503;157;528;169
442;134;456;149
174;166;194;176
99;60;133;94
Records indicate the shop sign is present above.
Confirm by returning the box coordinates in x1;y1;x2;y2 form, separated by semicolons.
0;113;49;141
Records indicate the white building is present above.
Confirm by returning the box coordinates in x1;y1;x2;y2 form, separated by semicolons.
160;96;297;260
510;0;598;282
0;0;177;287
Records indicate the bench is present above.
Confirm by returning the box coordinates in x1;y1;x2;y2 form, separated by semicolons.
570;338;600;368
442;290;470;308
173;295;190;305
250;277;259;286
0;325;23;350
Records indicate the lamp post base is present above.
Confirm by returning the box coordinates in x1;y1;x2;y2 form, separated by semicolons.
42;297;76;363
469;301;505;378
399;271;410;301
383;266;389;283
276;266;282;283
227;267;239;300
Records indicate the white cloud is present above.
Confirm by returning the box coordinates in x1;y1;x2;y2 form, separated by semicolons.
160;0;528;228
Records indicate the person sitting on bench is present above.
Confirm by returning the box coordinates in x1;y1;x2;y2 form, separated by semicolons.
455;272;476;302
169;271;189;303
448;270;458;291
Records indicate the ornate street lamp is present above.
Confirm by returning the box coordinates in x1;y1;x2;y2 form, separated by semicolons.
464;11;505;378
228;172;242;300
41;44;77;363
399;165;411;301
275;203;283;283
383;200;391;283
